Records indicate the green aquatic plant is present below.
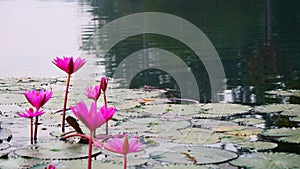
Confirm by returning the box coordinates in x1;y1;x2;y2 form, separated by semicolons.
230;152;300;169
262;127;300;144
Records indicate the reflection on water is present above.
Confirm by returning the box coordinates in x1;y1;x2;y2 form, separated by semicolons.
0;0;92;78
81;0;300;104
1;0;300;104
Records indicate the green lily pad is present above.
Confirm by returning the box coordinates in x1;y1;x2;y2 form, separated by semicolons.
0;143;10;151
150;146;237;165
51;160;123;169
150;120;191;134
229;152;300;169
237;141;278;151
192;103;251;119
0;158;45;169
262;128;300;144
290;116;300;122
213;126;263;137
220;134;247;144
192;119;237;129
172;128;221;145
255;104;300;116
102;151;148;166
232;118;265;126
152;164;208;169
14;142;102;160
0;128;12;142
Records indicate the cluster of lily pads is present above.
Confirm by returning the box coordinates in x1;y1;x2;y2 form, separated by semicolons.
0;57;299;168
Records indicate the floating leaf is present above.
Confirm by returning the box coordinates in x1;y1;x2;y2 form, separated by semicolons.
213;126;263;137
102;150;148;166
14;142;102;160
290;116;300;123
262;128;300;144
237;141;278;151
192;103;251;119
230;152;300;169
220;134;247;144
150;146;237;165
150;121;191;134
152;164;208;169
51;160;123;169
0;128;12;142
255;104;300;116
192;119;237;129
0;158;45;169
172;128;220;145
133;104;204;117
232;118;265;126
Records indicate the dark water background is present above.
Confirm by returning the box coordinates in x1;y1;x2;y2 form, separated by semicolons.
1;0;300;105
80;0;300;104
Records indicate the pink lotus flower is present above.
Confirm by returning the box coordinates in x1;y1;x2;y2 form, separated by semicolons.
100;135;143;169
52;56;86;133
24;90;52;110
18;107;45;144
47;164;56;169
85;84;101;101
100;105;116;122
103;135;143;155
100;77;108;92
70;101;108;131
18;108;45;118
52;56;86;75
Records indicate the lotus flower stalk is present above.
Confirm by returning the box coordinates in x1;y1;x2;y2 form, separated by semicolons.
23;89;52;143
53;56;86;133
70;101;115;169
100;77;109;134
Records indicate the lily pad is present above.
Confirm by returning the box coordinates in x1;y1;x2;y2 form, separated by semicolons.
255;104;300;116
51;160;123;169
192;119;237;129
102;150;148;166
290;116;300;122
14;142;102;160
232;118;265;126
133;104;204;117
220;134;248;144
237;141;278;151
192;103;251;119
213;126;263;137
152;164;208;169
150;146;237;165
150;120;191;134
0;128;12;142
0;158;45;169
261;128;300;144
229;152;300;169
172;128;220;145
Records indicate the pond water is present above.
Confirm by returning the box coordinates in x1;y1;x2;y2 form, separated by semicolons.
1;0;300;104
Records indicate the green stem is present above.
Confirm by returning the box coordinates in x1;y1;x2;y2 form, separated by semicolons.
88;130;93;169
62;74;71;133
